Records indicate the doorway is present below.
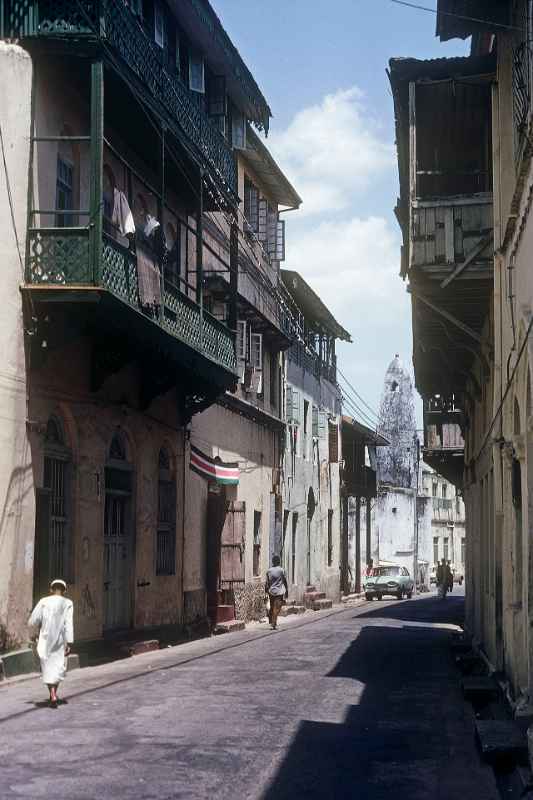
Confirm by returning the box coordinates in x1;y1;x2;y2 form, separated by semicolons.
103;433;133;631
307;488;316;586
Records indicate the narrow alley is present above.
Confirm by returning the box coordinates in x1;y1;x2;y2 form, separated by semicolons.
0;594;498;800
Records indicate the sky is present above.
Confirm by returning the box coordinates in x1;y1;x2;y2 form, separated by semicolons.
212;0;468;427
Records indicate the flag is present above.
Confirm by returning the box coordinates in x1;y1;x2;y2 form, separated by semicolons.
190;444;239;485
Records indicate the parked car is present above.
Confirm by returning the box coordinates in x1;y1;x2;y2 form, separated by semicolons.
364;566;414;600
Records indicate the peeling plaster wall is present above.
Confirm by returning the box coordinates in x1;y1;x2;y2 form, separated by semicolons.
0;45;35;650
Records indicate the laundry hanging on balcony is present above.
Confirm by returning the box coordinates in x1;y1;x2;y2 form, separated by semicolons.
136;243;161;308
190;444;239;485
112;189;135;237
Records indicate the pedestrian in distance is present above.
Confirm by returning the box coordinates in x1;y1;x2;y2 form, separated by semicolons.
265;555;288;630
365;558;374;578
28;579;74;708
436;558;450;599
447;560;454;593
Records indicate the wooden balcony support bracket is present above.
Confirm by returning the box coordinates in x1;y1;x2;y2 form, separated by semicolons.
89;59;104;284
440;232;494;289
408;286;484;346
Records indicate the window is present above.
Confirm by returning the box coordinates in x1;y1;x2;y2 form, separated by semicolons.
287;388;300;424
189;52;205;93
291;513;298;583
56;155;74;228
244;179;259;232
156;448;176;575
312;406;319;437
232;109;246;149
442;484;447;499
432;482;438;497
275;219;286;262
154;0;165;48
266;206;278;258
328;421;339;463
443;537;449;562
43;417;70;580
258;198;268;245
251;333;263;371
433;537;439;564
327;509;333;566
253;511;262;576
461;538;466;566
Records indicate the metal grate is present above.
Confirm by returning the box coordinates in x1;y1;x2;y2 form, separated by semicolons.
43;456;67;579
156;475;176;576
513;2;533;165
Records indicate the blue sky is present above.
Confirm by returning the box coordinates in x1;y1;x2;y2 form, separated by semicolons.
212;0;468;426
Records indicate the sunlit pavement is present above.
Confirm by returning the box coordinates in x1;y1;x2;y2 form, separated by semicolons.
0;591;497;800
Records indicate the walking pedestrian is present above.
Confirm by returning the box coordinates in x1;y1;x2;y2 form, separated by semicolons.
447;560;454;593
265;555;288;630
436;558;450;599
28;579;74;708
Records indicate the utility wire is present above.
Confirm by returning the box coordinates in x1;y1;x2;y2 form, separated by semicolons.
337;367;380;423
388;0;524;32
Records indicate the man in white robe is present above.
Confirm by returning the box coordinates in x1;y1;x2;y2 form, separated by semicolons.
29;579;74;708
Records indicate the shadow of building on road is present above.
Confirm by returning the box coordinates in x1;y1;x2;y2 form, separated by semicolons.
260;598;489;800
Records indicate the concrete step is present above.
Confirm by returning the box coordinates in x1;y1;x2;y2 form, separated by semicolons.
213;605;235;624
280;604;306;617
213;620;245;635
0;648;38;680
312;599;333;611
119;639;160;657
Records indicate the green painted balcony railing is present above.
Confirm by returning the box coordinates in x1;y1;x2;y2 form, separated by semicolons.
2;0;237;195
26;227;237;373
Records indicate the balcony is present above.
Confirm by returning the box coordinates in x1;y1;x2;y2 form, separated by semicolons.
25;226;237;380
2;0;237;197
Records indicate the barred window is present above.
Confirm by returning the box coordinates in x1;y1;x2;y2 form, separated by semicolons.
156;448;176;576
43;416;71;582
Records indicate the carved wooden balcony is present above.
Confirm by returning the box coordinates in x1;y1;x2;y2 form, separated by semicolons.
2;0;237;196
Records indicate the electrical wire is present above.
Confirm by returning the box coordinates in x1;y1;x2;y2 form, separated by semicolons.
388;0;524;32
337;368;380;423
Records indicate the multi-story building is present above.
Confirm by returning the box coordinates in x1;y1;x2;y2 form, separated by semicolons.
280;271;351;604
390;0;533;705
420;465;466;579
0;0;290;648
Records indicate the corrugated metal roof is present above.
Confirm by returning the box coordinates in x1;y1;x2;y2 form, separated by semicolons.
239;127;302;208
342;416;389;446
281;270;352;342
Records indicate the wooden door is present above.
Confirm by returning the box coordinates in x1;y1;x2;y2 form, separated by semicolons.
220;501;245;591
103;491;131;630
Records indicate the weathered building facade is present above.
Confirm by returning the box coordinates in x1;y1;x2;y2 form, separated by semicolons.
390;0;533;707
0;0;304;647
279;271;351;604
420;465;466;579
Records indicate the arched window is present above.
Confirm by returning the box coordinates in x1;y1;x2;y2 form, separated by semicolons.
156;447;176;575
109;432;127;461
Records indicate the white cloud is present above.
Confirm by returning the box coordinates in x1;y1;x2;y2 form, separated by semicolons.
269;87;395;216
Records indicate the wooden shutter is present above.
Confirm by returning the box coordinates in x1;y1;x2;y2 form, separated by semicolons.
286;386;293;422
318;411;327;438
312;405;319;437
258;199;268;244
189;52;205;93
328;421;339;463
267;207;277;256
220;501;246;588
275;219;285;261
236;320;247;361
292;390;300;424
244;181;259;232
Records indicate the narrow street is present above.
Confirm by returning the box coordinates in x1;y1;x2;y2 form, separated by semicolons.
0;593;498;800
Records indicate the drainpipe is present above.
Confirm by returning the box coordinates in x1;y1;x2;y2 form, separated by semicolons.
180;425;188;624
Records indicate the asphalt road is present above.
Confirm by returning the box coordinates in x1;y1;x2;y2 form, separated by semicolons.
0;590;499;800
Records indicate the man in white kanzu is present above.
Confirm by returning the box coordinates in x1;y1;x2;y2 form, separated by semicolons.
29;579;74;708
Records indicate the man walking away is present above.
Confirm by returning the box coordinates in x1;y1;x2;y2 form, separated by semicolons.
436;558;448;599
266;555;288;630
447;560;454;593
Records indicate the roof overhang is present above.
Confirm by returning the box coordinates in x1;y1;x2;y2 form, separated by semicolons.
342;416;389;446
281;270;352;342
170;0;272;132
436;0;511;43
239;127;302;209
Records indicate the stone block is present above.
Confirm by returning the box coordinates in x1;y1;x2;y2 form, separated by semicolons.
312;599;333;611
280;605;306;617
0;648;38;679
121;639;159;657
213;620;245;635
476;720;528;765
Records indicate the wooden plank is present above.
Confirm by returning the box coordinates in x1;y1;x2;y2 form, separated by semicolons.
454;204;463;259
408;287;484;344
444;206;455;263
435;206;445;262
412;208;425;266
441;233;494;288
425;206;435;264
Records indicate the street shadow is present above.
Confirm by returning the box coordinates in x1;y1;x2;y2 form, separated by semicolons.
261;598;475;800
355;593;464;628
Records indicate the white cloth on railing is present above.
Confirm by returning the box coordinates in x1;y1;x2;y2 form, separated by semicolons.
112;189;135;236
136;243;161;308
143;214;160;238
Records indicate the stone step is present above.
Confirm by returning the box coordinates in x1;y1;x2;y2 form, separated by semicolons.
0;648;37;680
303;591;326;607
475;720;528;766
213;605;235;624
119;639;159;657
280;604;306;617
312;599;333;611
213;620;245;635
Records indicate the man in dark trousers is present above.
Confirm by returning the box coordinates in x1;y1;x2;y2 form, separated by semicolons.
265;555;288;630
